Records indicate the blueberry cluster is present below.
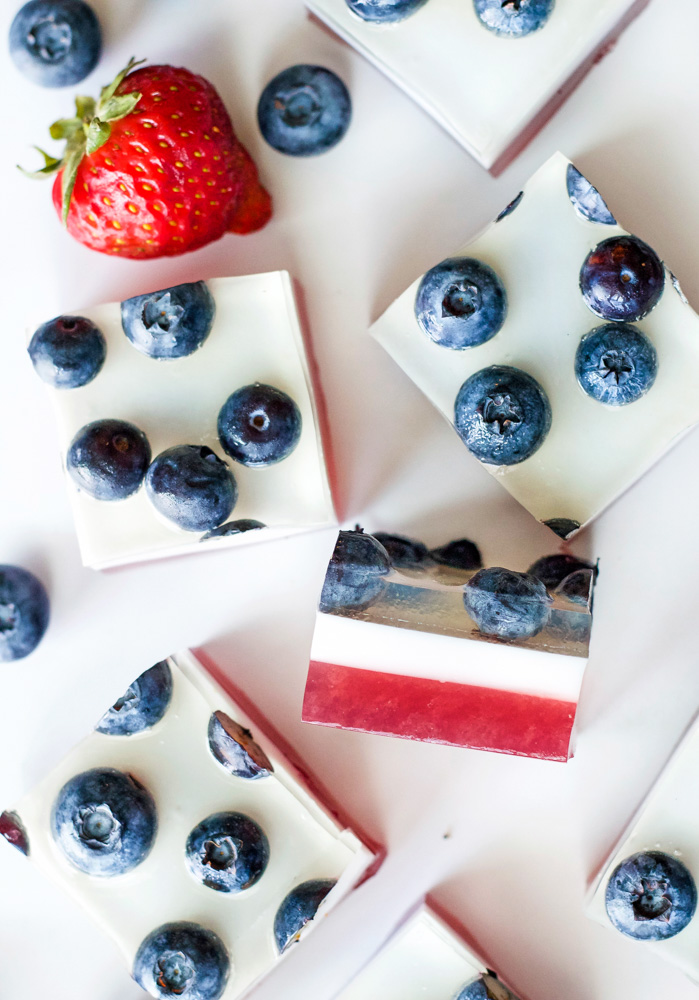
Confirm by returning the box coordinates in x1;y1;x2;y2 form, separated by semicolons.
28;281;304;538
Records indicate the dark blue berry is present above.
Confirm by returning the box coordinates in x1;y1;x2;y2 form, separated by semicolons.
473;0;554;37
319;529;391;612
9;0;101;87
464;567;552;640
185;812;269;893
575;323;657;406
201;519;266;541
527;553;593;590
133;922;229;1000
580;236;664;322
0;565;49;661
373;533;431;571
207;711;273;780
258;65;351;157
96;661;173;736
566;165;616;225
217;384;302;468
67;418;151;501
543;518;580;539
605;851;697;941
146;445;237;532
0;811;29;856
496;191;523;222
344;0;429;22
430;538;482;571
457;977;518;1000
415;257;507;350
121;281;215;360
51;767;157;876
28;315;106;389
454;365;551;465
274;879;337;953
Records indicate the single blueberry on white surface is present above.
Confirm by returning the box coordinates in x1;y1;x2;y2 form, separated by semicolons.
133;922;229;1000
464;567;552;640
473;0;554;37
67;418;151;501
217;384;302;467
566;164;616;225
96;661;173;736
606;851;697;941
121;281;215;360
274;879;337;952
146;445;237;532
415;257;507;350
207;711;274;780
319;529;391;612
575;323;658;406
28;315;106;388
344;0;430;22
258;65;351;156
185;811;270;893
580;235;664;322
9;0;101;87
0;565;49;661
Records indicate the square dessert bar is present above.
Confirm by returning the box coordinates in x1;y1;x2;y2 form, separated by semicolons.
303;530;596;761
586;716;699;983
306;0;650;172
0;650;381;1000
28;272;334;569
371;152;699;539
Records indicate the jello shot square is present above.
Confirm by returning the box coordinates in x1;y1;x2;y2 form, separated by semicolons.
0;650;381;1000
370;152;699;539
27;272;334;569
306;0;650;172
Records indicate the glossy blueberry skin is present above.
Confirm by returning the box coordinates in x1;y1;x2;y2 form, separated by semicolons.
415;257;507;350
496;191;523;222
373;533;431;571
543;518;580;540
454;365;551;466
0;565;49;662
319;529;391;612
345;0;429;22
185;811;269;893
580;236;664;322
67;418;151;501
473;0;554;37
527;553;593;590
217;384;302;467
605;851;697;941
121;281;215;360
9;0;101;87
0;810;30;855
208;711;273;780
464;567;552;640
96;661;173;736
575;323;657;406
566;165;616;225
146;445;237;532
51;767;156;876
133;922;229;1000
201;519;266;541
430;538;483;572
28;315;106;389
258;65;351;157
456;976;518;1000
274;879;337;953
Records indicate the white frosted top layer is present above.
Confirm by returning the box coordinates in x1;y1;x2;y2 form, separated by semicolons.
337;907;487;1000
9;651;374;1000
586;718;699;984
371;152;699;532
29;272;334;570
306;0;644;168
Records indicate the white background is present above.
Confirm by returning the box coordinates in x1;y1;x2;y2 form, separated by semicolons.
0;1;698;998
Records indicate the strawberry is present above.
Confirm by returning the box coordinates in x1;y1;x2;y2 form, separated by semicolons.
24;58;271;258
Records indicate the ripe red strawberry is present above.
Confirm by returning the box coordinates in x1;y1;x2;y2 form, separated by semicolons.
25;59;271;258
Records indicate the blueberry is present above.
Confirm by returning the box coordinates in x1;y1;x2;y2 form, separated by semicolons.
580;236;664;322
415;257;507;350
454;365;551;466
555;567;595;606
0;811;29;856
527;554;594;590
473;0;554;37
496;191;523;222
96;661;173;736
566;165;616;225
208;711;273;780
133;922;229;1000
344;0;429;23
464;567;552;640
430;538;483;571
121;281;215;360
217;384;302;468
185;811;269;893
0;565;49;661
201;519;266;541
319;529;391;612
543;518;580;539
67;418;151;501
258;65;351;156
9;0;101;87
575;323;657;406
373;533;431;571
456;977;518;1000
605;851;697;941
274;879;337;953
51;767;156;876
146;445;237;532
28;315;106;389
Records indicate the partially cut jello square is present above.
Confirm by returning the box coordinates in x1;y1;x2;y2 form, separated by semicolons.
27;272;334;569
370;152;699;539
303;529;596;761
306;0;650;173
0;650;381;1000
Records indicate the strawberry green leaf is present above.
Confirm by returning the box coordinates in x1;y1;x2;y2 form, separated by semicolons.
85;118;111;155
60;134;87;225
99;57;145;105
98;92;142;123
17;147;63;179
49;117;82;141
74;95;96;120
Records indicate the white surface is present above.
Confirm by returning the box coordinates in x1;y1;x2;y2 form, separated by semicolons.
3;1;699;1000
